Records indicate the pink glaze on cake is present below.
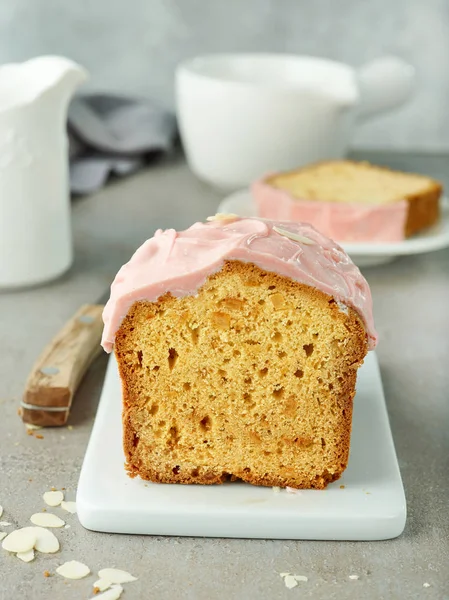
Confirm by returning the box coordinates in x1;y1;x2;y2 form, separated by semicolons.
101;217;378;353
252;180;408;243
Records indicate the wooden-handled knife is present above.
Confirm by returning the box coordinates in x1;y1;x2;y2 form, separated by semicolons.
21;291;109;427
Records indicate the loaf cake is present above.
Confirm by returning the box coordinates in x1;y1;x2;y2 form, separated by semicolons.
252;161;442;242
101;215;377;489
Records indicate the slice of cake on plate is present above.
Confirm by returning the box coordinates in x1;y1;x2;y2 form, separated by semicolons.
252;160;442;242
101;215;377;489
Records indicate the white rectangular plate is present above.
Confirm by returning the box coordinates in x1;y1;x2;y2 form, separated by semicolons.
77;352;406;540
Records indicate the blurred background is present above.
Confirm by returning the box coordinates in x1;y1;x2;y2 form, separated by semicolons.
0;0;446;151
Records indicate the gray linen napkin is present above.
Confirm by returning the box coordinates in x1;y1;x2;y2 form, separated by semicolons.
68;94;177;194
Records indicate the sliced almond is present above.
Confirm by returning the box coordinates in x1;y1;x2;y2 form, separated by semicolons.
60;501;77;514
206;213;239;222
98;568;137;584
273;225;315;245
33;526;59;553
2;528;37;553
56;560;91;579
284;575;298;589
89;585;123;600
0;521;11;526
280;572;308;589
93;578;112;592
17;549;35;562
30;513;65;528
5;526;60;554
43;491;64;507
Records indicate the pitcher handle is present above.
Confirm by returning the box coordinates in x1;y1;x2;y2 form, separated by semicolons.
356;56;415;120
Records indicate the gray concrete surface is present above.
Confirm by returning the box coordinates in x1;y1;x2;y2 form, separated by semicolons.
0;151;448;599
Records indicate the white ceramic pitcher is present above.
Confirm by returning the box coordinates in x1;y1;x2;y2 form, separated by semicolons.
176;54;415;189
0;56;87;288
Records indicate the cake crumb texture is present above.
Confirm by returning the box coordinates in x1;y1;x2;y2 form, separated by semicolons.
115;261;368;489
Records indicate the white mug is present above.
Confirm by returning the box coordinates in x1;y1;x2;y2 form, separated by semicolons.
176;54;415;190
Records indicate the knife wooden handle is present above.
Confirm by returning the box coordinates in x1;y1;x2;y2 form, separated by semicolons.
21;304;105;427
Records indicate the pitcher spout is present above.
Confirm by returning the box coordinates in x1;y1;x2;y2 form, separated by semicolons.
24;55;88;101
40;55;88;93
0;55;88;115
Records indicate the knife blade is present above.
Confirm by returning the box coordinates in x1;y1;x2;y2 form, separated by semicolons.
20;289;110;427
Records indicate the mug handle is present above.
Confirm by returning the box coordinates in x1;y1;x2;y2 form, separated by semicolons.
356;56;415;120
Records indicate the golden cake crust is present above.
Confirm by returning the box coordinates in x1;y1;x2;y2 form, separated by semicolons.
116;261;368;489
404;184;441;237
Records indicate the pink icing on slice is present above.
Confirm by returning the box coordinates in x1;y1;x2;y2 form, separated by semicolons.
252;180;408;243
101;217;378;353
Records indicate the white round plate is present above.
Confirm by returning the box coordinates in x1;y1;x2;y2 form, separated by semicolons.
218;191;449;267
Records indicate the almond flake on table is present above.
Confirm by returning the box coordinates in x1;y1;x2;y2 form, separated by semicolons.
349;574;359;580
0;521;11;526
93;578;112;592
2;528;37;553
98;568;138;584
280;573;308;589
89;584;123;600
60;500;77;514
3;526;59;554
17;549;35;562
423;583;431;588
56;560;91;579
43;491;64;507
30;513;65;528
32;527;59;553
283;575;299;589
